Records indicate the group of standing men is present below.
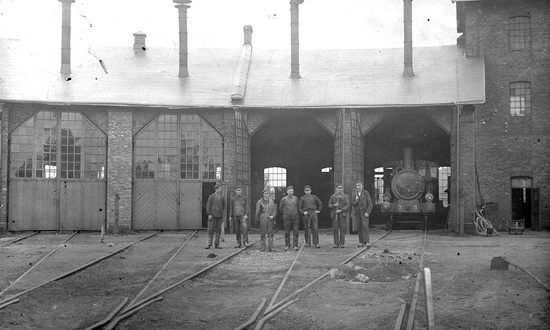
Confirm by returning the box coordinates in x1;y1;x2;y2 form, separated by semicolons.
205;181;373;252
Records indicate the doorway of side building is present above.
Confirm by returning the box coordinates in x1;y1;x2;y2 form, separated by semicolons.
250;114;334;228
511;176;539;229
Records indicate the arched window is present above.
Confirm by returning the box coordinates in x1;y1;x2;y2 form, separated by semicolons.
134;114;223;181
10;111;106;180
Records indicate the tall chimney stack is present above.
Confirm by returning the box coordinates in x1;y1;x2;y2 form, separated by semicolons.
133;31;147;54
174;0;192;78
290;0;304;79
243;25;253;45
59;0;75;75
402;0;414;77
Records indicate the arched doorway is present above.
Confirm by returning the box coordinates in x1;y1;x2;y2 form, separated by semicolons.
9;111;107;231
250;114;334;227
133;114;223;230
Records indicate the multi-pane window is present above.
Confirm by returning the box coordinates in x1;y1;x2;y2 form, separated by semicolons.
264;167;286;188
333;112;343;185
374;167;385;205
10;111;106;180
351;111;363;182
134;114;223;181
235;111;250;183
438;167;451;207
509;16;530;51
510;81;531;116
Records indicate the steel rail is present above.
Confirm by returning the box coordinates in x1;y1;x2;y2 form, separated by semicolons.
0;231;39;248
83;297;129;330
232;298;267;330
264;241;306;314
423;268;435;330
263;229;393;318
0;231;159;310
103;238;262;329
0;231;78;298
122;230;198;312
404;229;429;330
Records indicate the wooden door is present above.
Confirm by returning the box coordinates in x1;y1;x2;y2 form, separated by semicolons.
133;180;178;230
8;180;57;230
180;182;202;229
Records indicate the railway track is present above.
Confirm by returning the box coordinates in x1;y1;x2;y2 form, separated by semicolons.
0;229;432;329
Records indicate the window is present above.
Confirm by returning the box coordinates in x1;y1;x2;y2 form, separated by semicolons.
438;167;451;207
235;111;250;183
134;114;223;181
264;167;286;188
510;81;531;116
374;167;385;205
10;111;106;180
509;16;531;51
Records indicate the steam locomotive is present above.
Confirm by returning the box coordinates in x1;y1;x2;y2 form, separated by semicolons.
380;147;436;229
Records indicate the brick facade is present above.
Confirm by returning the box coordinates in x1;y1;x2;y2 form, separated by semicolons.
464;0;550;229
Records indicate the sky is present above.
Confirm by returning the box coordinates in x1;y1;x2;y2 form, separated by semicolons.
0;0;458;50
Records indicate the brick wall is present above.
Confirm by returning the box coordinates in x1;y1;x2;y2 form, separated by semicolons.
465;0;550;229
106;110;133;234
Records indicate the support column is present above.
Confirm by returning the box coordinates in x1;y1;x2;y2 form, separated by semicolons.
451;105;476;235
107;111;133;234
174;0;192;78
59;0;75;75
0;104;7;232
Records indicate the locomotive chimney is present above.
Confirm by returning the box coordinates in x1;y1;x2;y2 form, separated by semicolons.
290;0;304;79
59;0;75;75
403;146;414;170
402;0;415;77
174;0;192;78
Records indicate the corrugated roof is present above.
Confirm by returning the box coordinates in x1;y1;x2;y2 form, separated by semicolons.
0;39;484;108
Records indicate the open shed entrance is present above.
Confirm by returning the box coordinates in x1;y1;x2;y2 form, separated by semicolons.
364;112;451;229
250;114;334;228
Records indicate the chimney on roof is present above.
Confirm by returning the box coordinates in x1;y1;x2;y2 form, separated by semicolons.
133;31;147;54
59;0;75;75
174;0;192;78
402;0;415;77
243;25;253;45
290;0;304;79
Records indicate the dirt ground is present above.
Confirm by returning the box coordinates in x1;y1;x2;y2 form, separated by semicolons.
0;227;549;330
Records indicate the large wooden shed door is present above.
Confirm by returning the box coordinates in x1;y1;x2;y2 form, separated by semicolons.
133;114;222;230
9;111;107;231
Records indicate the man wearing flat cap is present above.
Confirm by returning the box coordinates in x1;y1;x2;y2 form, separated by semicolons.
229;185;249;248
206;182;225;249
351;181;373;247
279;185;300;251
328;184;350;248
255;188;278;252
299;185;323;248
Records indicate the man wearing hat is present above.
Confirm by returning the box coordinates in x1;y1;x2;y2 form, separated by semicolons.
351;181;373;247
328;184;350;248
254;188;278;252
279;185;300;251
229;185;249;248
205;182;226;249
298;185;323;248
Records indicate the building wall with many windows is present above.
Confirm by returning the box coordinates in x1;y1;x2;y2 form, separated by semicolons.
461;0;550;228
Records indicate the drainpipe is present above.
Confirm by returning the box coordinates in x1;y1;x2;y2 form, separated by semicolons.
174;0;192;78
59;0;75;75
402;0;414;77
290;0;304;79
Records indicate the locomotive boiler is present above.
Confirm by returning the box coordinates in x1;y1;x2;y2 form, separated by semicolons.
380;147;435;229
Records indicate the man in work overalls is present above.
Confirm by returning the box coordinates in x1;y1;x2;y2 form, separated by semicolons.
229;185;249;248
299;185;323;248
328;183;350;248
205;182;225;249
351;181;373;247
255;189;277;252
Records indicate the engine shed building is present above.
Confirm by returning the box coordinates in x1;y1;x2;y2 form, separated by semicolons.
0;0;548;234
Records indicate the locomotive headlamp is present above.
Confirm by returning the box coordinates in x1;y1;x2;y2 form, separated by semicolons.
382;191;391;201
425;192;434;202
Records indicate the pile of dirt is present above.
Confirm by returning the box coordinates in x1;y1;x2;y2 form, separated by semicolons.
329;247;420;283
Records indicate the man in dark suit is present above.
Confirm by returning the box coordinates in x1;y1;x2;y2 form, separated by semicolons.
351;181;373;247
